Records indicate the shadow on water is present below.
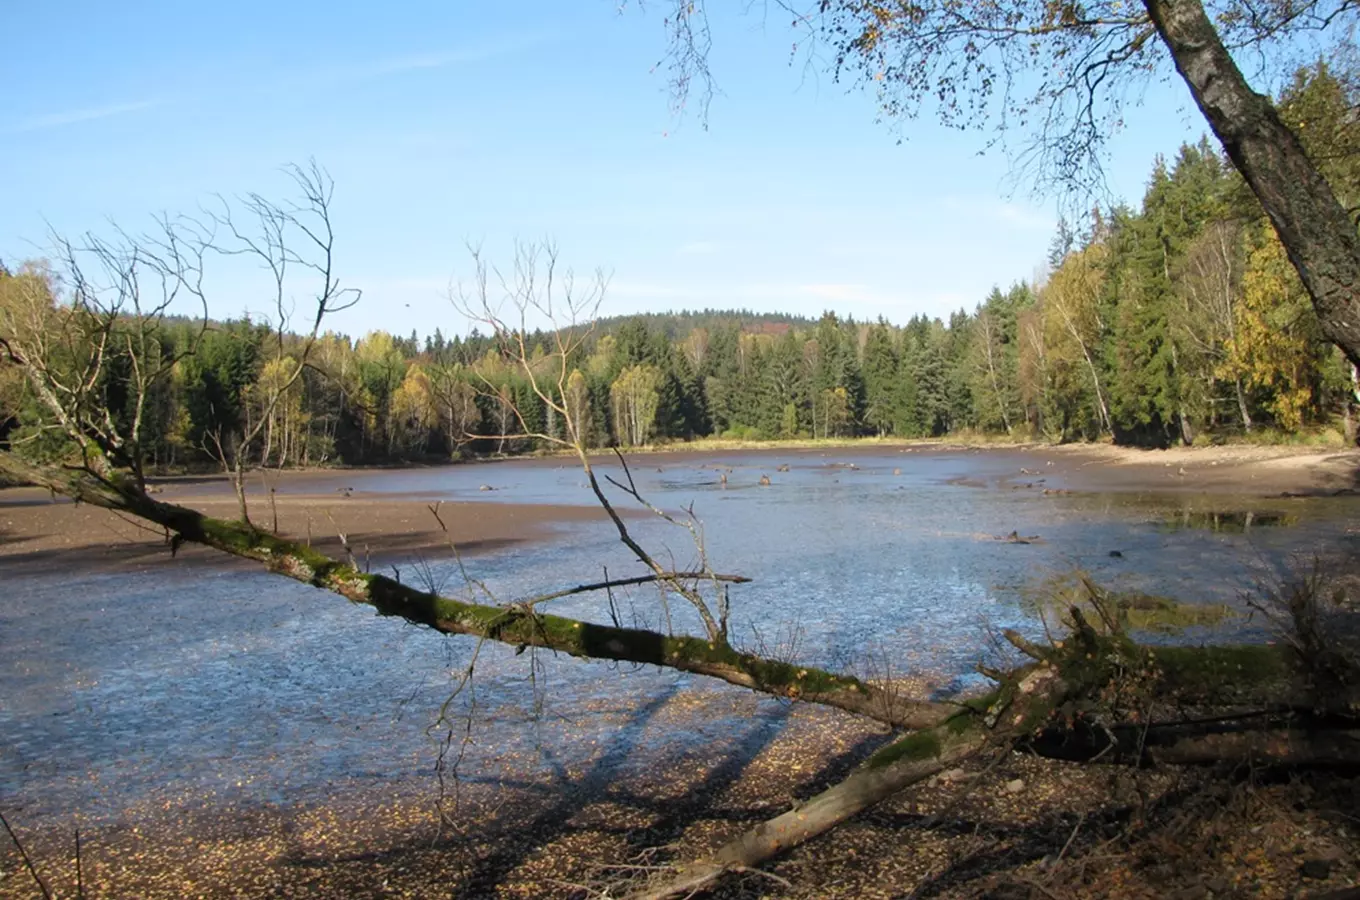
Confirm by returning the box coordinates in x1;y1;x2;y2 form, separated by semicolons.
281;689;898;896
6;449;1360;892
281;682;681;871
432;690;792;895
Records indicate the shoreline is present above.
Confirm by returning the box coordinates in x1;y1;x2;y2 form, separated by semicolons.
0;490;615;577
137;439;1360;492
2;443;1356;577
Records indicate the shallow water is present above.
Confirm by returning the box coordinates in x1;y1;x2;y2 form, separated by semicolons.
3;451;1357;829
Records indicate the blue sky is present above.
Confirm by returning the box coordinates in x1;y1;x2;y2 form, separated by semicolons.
0;1;1208;338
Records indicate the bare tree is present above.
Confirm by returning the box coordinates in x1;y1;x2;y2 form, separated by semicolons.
1178;218;1254;430
201;160;360;521
449;240;736;644
0;216;209;493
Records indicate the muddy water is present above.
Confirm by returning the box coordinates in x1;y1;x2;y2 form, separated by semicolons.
3;451;1357;831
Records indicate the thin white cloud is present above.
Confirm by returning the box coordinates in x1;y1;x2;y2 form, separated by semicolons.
312;33;558;87
677;240;719;256
9;98;161;134
8;33;548;136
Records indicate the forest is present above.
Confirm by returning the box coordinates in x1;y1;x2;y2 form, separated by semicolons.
5;0;1360;890
2;63;1357;478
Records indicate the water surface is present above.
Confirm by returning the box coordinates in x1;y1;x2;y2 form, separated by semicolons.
3;450;1356;829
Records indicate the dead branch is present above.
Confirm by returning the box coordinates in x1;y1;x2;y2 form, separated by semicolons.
0;810;52;900
520;570;751;609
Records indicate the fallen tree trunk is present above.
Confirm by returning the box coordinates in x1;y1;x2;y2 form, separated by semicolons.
627;652;1077;900
626;613;1360;899
0;453;948;730
630;728;987;900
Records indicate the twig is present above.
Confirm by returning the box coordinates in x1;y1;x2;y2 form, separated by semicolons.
75;824;85;900
521;570;750;608
427;502;498;605
0;810;53;900
323;510;358;569
731;865;793;889
605;565;622;629
1056;812;1085;863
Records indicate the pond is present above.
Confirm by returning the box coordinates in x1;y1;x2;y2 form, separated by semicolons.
2;449;1356;832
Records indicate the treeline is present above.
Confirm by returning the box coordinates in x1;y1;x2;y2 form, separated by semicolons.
2;64;1356;469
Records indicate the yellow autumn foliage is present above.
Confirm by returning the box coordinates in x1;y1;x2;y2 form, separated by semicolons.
1219;225;1316;431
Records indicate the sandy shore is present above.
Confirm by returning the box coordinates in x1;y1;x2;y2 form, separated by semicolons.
580;440;1360;496
717;441;1360;494
0;485;613;576
2;443;1356;576
1038;441;1360;494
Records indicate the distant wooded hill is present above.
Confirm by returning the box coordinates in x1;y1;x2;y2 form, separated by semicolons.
3;64;1357;468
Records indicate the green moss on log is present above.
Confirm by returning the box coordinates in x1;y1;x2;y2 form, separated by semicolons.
4;464;946;727
1118;592;1232;632
867;730;945;769
1153;644;1296;700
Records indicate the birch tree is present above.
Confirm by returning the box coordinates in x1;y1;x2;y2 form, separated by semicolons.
642;0;1360;367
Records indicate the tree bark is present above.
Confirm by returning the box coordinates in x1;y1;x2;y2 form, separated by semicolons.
1145;0;1360;367
627;627;1360;900
1235;377;1252;432
629;728;984;900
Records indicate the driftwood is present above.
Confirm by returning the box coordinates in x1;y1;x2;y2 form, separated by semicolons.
996;530;1042;544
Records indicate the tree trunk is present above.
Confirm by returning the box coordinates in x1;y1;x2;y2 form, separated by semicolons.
630;727;985;900
628;623;1360;900
1235;377;1252;432
983;316;1012;433
1144;0;1360;368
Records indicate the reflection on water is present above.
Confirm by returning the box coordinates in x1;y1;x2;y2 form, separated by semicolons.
1158;509;1298;532
3;451;1357;829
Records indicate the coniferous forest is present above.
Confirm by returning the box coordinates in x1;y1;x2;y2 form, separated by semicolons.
3;64;1357;472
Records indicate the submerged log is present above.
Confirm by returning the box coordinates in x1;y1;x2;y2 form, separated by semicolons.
996;530;1042;544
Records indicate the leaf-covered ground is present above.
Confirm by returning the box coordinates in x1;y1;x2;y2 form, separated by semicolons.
2;691;1356;899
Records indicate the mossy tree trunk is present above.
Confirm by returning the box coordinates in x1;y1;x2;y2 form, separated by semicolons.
628;611;1360;899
